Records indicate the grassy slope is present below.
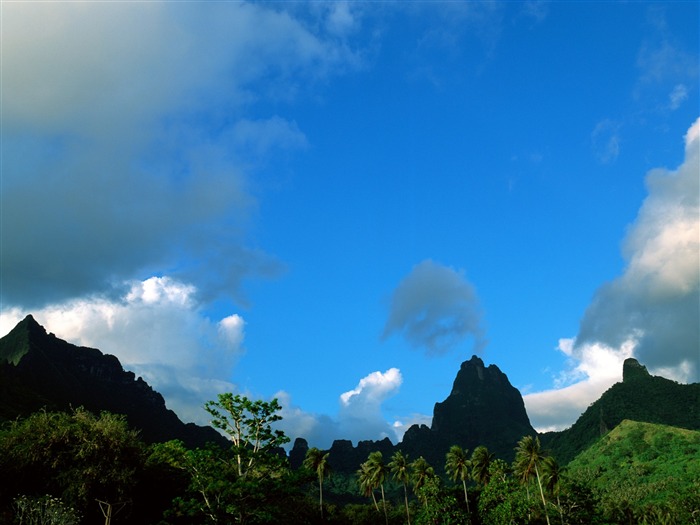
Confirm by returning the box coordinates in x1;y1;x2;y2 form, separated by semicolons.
567;420;700;516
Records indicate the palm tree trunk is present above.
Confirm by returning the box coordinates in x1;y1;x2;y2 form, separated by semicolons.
403;482;411;525
534;465;551;525
319;475;324;519
557;494;564;525
462;479;471;522
371;490;379;512
380;483;388;525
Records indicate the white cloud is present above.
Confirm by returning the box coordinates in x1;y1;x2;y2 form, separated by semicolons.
578;117;699;373
268;369;410;449
524;338;634;431
382;260;487;355
526;118;700;431
339;368;403;443
0;276;244;426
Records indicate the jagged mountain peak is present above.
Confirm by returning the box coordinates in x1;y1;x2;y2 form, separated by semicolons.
431;355;535;460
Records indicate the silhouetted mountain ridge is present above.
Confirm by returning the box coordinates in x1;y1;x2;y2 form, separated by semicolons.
0;315;225;449
2;316;697;471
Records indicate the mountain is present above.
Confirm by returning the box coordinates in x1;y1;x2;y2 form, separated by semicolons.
300;355;537;474
0;315;225;449
400;355;536;467
540;358;700;464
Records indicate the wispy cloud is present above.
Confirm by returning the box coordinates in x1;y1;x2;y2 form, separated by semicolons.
668;84;688;110
520;1;549;26
634;6;698;107
591;119;622;164
382;260;487;355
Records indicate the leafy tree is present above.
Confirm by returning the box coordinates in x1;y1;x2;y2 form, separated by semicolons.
204;394;289;477
470;446;494;486
477;462;530;525
389;451;412;525
414;476;468;525
13;495;81;525
0;408;144;522
445;445;472;521
303;447;331;519
153;394;300;524
513;435;551;525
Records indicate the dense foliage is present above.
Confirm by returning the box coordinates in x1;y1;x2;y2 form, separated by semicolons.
0;408;145;523
567;420;700;524
1;400;698;524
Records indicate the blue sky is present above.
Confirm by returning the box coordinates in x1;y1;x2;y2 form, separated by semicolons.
1;1;698;448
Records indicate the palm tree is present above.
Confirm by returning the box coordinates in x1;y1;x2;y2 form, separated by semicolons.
303;447;331;518
364;451;389;525
445;445;471;520
514;435;551;525
470;446;494;487
357;461;379;511
410;456;435;506
389;450;412;525
541;456;566;525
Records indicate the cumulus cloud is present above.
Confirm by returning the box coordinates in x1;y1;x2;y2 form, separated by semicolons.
577;117;699;377
0;1;360;310
267;369;411;449
339;368;403;443
526;118;700;431
382;260;487;355
0;276;244;426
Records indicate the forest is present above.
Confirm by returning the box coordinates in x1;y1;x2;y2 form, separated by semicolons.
0;393;698;525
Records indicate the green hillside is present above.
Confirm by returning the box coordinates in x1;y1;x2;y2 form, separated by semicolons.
541;358;700;464
568;419;700;523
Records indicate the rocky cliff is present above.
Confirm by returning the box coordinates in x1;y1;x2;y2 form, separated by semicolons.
0;315;225;448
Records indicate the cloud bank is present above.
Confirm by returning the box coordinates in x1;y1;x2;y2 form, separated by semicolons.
0;277;244;425
1;1;360;310
383;260;487;355
526;118;700;431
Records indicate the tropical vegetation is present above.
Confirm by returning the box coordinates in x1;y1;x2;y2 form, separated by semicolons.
0;398;698;524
